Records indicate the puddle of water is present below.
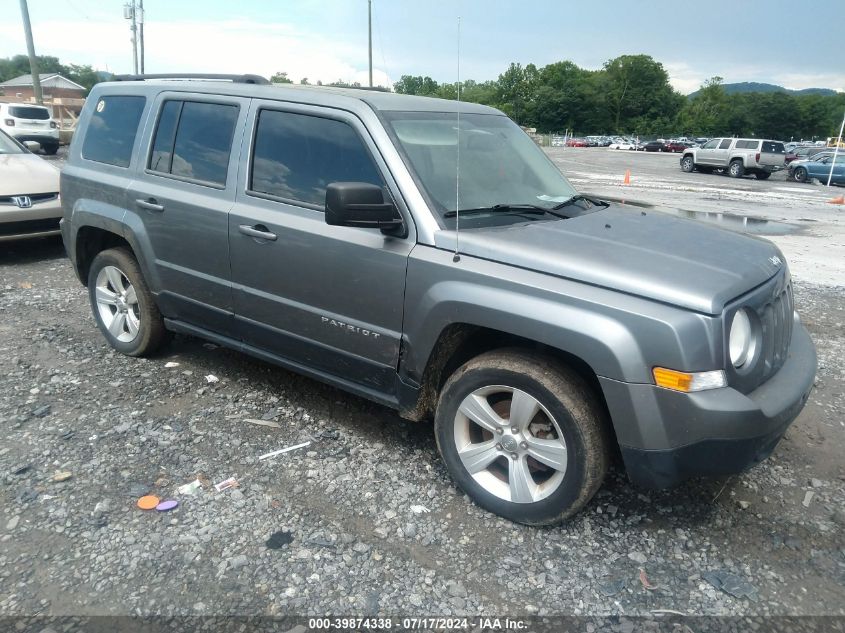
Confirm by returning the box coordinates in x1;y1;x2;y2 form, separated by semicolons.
587;194;799;235
660;208;800;235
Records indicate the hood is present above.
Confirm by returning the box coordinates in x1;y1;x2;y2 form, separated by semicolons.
0;153;60;196
434;205;784;315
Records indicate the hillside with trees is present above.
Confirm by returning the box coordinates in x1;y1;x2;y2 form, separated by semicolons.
394;56;845;140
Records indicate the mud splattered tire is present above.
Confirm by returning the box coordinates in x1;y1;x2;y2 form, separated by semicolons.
434;349;610;525
793;167;808;183
680;155;695;173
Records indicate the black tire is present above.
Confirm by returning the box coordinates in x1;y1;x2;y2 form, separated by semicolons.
728;160;745;178
434;349;610;526
42;144;59;155
755;171;771;180
680;155;695;173
793;167;808;183
87;247;167;357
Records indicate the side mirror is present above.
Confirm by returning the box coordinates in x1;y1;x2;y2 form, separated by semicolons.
24;140;41;152
325;182;403;235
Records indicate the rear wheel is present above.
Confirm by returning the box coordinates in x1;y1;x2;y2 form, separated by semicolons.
793;167;808;183
434;349;609;525
680;155;695;173
728;160;745;178
87;247;167;357
755;171;771;180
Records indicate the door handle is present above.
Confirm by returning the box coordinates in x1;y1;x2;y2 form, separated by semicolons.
135;198;165;212
239;224;277;241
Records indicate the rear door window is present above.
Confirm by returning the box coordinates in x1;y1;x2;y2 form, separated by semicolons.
719;139;732;149
148;100;239;187
249;109;384;208
81;95;146;168
9;106;50;120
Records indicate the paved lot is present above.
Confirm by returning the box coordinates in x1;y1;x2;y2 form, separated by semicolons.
0;147;843;619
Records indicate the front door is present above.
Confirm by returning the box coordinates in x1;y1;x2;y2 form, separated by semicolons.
229;101;415;399
127;92;249;335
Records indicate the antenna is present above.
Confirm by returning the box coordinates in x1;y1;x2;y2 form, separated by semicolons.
453;15;462;263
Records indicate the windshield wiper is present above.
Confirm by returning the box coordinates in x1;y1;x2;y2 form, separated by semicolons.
552;194;609;210
444;203;569;218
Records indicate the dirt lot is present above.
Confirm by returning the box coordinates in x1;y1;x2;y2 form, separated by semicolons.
0;148;843;621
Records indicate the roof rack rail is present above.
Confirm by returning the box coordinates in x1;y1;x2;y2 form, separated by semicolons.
113;73;269;85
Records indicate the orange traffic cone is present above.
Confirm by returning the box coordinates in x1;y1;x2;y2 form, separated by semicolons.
827;195;844;205
623;169;631;185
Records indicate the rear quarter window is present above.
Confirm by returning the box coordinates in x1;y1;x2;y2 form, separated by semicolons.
81;95;146;168
762;141;785;153
736;140;760;149
8;106;50;120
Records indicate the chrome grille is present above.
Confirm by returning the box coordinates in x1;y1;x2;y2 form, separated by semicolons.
759;282;793;381
0;192;59;206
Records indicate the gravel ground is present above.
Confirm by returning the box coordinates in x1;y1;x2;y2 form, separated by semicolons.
1;147;843;620
1;237;843;619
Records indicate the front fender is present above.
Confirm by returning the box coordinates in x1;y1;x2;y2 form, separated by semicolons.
402;245;721;386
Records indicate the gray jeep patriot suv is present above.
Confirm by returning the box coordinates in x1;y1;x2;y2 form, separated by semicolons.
61;74;817;525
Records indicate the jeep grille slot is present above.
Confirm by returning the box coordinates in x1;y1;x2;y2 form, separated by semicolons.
759;282;793;380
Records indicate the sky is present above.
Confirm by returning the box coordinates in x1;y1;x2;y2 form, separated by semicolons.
2;0;843;94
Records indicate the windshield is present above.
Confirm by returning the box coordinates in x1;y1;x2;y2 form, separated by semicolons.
383;111;580;226
0;130;25;154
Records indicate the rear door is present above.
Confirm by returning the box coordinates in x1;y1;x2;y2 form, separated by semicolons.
126;92;249;336
229;100;415;398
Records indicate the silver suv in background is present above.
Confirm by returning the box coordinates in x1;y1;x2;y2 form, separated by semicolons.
0;103;60;155
680;137;786;179
60;75;816;525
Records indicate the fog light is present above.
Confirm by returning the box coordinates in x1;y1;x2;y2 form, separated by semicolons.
653;367;726;392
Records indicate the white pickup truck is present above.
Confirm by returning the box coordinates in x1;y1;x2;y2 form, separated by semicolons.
680;138;786;179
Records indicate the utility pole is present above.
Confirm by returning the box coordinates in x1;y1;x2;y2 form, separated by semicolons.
18;0;43;104
124;1;138;74
368;0;373;87
138;0;145;74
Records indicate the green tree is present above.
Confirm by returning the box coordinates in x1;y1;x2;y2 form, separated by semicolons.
679;76;729;135
270;71;293;84
495;62;538;124
601;54;681;132
393;75;439;95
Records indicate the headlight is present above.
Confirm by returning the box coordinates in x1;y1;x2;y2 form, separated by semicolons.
729;308;755;368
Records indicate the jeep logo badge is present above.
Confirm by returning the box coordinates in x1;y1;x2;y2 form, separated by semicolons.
11;196;32;209
769;255;782;266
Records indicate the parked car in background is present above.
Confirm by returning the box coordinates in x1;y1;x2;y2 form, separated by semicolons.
680;138;786;179
608;140;637;150
785;145;830;164
790;153;845;185
643;140;664;152
565;138;588;147
662;141;687;153
787;150;836;179
0;129;61;240
0;103;60;155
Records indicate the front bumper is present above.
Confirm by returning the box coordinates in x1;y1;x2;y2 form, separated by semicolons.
0;198;63;241
600;322;817;488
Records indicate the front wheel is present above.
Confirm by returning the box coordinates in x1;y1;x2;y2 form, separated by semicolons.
434;349;610;525
87;247;167;357
793;167;808;183
680;155;695;172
